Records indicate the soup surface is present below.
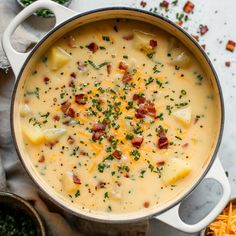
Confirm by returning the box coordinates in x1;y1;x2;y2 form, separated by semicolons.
19;19;220;214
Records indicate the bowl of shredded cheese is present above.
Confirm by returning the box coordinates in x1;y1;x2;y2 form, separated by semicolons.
201;199;236;236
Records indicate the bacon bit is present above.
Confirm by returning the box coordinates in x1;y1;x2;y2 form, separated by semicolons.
182;143;189;148
98;99;104;105
144;100;157;118
177;21;183;26
133;94;139;101
158;136;169;149
69;80;75;87
70;72;76;78
135;105;147;119
73;175;81;184
131;136;144;148
149;39;157;48
106;62;112;75
124;173;130;178
38;155;45;163
67;136;75;145
80;151;88;156
119;61;128;71
192;35;199;41
53;115;60;121
226;40;236;52
133;94;146;104
123;34;134;40
61;101;71;114
135;100;156;119
225;61;231;67
107;135;114;142
157;128;165;138
199;25;209;35
140;1;147;7
183;1;194;13
92;131;104;141
160;0;169;9
122;71;133;84
45;141;58;149
75;94;86;105
143;201;150;208
156;159;165;166
43;77;50;85
67;108;75;118
112;150;122;160
88;42;98;53
92;123;106;140
201;44;206;50
92;123;106;132
96;181;106;189
137;96;146;104
68;35;77;48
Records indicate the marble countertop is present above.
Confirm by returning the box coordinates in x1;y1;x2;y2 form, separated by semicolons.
13;0;236;235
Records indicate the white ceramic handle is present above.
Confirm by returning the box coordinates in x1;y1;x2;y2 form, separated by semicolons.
1;0;77;77
155;157;231;233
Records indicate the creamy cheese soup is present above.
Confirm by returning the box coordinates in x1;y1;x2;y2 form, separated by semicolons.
19;19;220;214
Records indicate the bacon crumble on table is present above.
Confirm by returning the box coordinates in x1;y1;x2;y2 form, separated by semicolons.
226;40;236;52
225;61;231;67
183;1;194;13
199;25;209;36
160;0;169;9
140;1;147;8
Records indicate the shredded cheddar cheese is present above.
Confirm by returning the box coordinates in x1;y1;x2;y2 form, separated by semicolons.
207;201;236;236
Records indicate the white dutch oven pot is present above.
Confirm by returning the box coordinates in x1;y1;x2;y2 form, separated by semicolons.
2;1;231;233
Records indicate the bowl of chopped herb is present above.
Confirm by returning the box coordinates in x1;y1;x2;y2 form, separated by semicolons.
17;0;72;17
0;191;45;236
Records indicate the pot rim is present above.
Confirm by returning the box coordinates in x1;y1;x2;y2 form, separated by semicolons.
10;7;225;223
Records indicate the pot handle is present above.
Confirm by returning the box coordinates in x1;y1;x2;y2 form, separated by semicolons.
154;157;231;233
1;0;77;77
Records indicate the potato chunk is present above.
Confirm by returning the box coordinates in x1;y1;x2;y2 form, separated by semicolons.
20;104;31;117
23;126;44;145
43;128;66;142
170;51;191;68
172;107;192;127
61;172;78;193
49;47;71;70
162;158;191;185
133;30;156;53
